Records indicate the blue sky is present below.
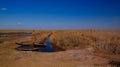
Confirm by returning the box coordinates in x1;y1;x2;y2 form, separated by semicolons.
0;0;120;30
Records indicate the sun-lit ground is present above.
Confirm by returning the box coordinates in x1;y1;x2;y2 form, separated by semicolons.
0;30;120;67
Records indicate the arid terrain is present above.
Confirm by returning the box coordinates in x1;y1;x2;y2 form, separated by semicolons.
0;30;120;67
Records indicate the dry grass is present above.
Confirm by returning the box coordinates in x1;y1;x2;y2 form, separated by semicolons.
50;30;120;54
1;30;120;54
50;30;92;50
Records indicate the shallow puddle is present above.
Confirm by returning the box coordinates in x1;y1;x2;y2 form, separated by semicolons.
16;38;55;52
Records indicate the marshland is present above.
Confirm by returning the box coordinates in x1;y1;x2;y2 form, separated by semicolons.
0;30;120;67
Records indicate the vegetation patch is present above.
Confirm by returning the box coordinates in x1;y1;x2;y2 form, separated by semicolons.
50;30;120;54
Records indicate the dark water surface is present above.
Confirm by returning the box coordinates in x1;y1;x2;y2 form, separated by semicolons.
40;38;55;52
16;38;55;52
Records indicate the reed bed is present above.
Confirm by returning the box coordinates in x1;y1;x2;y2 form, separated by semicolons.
50;30;120;54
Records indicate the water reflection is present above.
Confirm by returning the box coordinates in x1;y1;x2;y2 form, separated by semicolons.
16;38;55;52
40;38;55;52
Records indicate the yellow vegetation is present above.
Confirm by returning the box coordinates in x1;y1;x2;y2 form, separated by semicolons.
1;30;120;54
50;30;120;54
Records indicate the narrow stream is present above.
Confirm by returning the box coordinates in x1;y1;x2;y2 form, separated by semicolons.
40;38;55;52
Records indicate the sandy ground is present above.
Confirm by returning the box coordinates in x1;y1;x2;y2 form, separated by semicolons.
0;34;120;67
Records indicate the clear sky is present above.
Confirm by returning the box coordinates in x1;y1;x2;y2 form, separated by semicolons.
0;0;120;30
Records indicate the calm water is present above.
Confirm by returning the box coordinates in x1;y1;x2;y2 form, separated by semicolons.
40;38;55;52
16;38;55;52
